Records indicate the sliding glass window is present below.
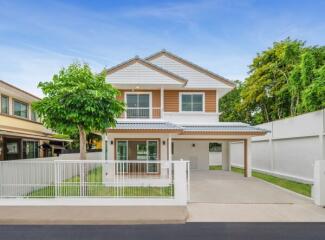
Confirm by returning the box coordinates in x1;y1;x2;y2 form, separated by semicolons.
181;93;204;112
13;100;28;118
23;140;39;159
126;93;150;118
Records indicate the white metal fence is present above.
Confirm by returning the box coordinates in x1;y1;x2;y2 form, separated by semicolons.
0;159;190;204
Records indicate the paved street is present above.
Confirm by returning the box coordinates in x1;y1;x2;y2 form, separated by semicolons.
0;223;325;240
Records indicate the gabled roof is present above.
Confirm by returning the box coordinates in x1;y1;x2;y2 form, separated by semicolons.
0;80;41;100
106;56;188;85
145;50;235;88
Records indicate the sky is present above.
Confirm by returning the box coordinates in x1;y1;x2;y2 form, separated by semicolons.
0;0;325;97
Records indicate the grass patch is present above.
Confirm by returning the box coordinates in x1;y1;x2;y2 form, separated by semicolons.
209;165;222;170
210;165;312;197
27;167;173;198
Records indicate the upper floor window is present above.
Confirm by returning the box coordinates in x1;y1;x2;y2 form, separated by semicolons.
31;110;37;122
13;99;28;118
126;93;151;118
180;93;204;112
1;95;9;114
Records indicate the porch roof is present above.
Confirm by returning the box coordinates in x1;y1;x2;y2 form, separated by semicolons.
108;120;183;133
107;120;268;136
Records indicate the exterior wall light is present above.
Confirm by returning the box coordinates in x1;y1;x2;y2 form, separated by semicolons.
110;140;114;145
192;143;195;147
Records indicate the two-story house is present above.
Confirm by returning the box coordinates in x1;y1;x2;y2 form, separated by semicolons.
102;50;267;177
0;80;68;160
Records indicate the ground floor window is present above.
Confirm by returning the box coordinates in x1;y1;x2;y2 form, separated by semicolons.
3;138;21;160
116;140;159;173
23;140;39;159
209;142;222;152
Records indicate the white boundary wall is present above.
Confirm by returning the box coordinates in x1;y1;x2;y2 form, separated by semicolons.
230;109;325;183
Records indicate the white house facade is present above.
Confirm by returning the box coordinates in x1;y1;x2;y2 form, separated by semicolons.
102;50;267;177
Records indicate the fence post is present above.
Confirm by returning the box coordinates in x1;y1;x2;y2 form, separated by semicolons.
80;162;85;197
173;161;188;205
54;161;58;198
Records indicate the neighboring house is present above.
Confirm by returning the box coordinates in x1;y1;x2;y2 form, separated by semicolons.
102;50;267;177
0;80;68;160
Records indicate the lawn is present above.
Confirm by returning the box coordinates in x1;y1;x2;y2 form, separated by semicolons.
209;165;312;197
27;167;174;198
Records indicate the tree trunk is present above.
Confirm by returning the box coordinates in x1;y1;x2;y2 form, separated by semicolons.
78;125;87;196
78;125;87;160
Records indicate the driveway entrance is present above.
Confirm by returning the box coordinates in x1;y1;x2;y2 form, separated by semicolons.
189;170;310;204
188;170;325;222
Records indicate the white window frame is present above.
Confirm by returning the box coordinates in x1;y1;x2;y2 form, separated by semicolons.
179;92;205;113
146;140;159;173
116;140;129;173
0;94;9;115
124;92;152;118
12;98;29;119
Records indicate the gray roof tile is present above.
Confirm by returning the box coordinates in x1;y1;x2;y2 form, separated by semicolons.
113;120;268;133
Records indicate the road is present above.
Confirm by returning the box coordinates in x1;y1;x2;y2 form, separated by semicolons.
0;223;324;240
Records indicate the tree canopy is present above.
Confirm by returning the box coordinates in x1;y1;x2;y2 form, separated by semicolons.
33;63;125;159
220;38;325;125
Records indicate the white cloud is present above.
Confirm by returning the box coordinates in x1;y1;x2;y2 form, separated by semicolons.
0;45;104;97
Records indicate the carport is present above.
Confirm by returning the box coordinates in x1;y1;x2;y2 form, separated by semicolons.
169;123;268;177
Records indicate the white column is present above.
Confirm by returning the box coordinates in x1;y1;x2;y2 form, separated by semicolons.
245;138;252;177
174;161;188;205
168;135;172;161
222;142;231;171
160;87;164;119
101;133;108;160
161;137;168;160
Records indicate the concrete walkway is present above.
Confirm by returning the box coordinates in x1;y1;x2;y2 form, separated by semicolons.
188;170;325;222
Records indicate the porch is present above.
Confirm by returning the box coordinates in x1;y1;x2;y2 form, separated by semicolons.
103;133;255;177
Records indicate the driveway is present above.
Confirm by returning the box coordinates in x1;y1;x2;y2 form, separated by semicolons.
188;170;325;222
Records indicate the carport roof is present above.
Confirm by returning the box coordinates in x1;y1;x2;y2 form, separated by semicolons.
181;123;267;132
107;120;268;136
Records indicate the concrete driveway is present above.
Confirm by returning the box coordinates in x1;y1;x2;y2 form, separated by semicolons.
188;170;325;222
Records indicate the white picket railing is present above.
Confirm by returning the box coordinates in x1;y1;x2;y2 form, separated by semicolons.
121;107;161;119
0;160;190;204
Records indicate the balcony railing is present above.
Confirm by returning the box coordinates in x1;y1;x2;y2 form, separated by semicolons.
121;107;161;119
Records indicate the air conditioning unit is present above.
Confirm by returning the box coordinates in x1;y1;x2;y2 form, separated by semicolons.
313;160;325;206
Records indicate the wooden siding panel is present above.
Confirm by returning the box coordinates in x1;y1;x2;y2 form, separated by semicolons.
205;90;217;112
164;90;179;112
164;90;217;112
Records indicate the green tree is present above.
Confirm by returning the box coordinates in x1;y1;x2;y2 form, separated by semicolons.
301;65;325;111
32;63;124;160
240;38;304;124
222;38;325;125
219;80;245;122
